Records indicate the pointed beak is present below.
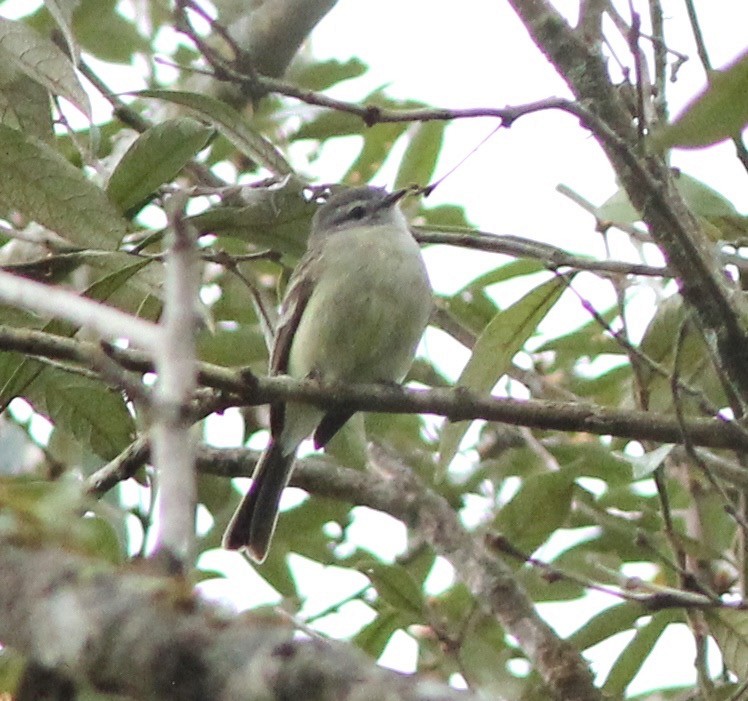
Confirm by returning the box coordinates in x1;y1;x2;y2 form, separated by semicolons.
383;188;409;207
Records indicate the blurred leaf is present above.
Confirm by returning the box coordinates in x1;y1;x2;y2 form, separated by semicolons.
569;601;644;651
255;494;352;596
345;122;407;184
438;275;568;471
292;109;363;141
416;203;472;228
537;306;621;361
291;57;367;91
624;444;675;480
458;615;512;694
394;121;445;190
0;124;128;248
197;326;268;369
43;0;80;63
0;648;23;694
599;172;739;241
135;89;295;177
0;260;145;458
654;51;748;149
106;117;214;214
494;470;575;554
549;442;632;485
27;372;135;460
353;608;403;659
359;561;425;618
0;62;53;142
706;608;748;679
637;293;725;413
72;0;148;63
75;513;124;563
0;17;90;117
602;611;678;696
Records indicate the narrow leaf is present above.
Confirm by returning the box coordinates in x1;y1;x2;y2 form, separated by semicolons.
438;275;568;471
0;17;90;118
106;117;213;214
602;611;676;695
569;601;644;651
394;121;445;190
0;124;128;248
43;0;80;64
655;50;748;150
134;89;294;177
625;444;675;480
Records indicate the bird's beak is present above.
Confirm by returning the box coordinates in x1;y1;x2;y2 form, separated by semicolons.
383;188;409;207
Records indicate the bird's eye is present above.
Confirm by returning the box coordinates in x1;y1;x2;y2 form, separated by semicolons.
348;205;366;220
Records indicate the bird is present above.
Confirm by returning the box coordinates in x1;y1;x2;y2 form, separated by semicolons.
222;185;433;562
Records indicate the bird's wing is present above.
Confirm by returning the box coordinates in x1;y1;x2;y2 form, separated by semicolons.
268;252;320;436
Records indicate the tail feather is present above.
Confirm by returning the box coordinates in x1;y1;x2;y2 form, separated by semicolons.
222;440;295;562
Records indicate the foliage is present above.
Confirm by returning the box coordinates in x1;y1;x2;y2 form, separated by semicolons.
0;1;745;700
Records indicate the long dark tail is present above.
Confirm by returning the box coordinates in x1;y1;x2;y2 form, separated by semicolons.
222;440;295;562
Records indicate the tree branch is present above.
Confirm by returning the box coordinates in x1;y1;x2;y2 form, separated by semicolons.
0;540;478;701
1;324;747;459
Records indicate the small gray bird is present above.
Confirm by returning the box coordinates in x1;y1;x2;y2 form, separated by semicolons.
222;186;433;562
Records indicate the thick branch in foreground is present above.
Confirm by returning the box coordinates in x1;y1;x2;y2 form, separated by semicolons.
0;541;476;701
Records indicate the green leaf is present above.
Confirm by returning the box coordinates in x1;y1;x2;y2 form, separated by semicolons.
0;648;24;694
494;470;575;553
28;372;135;460
602;611;678;696
0;61;53;142
438;274;568;471
345;122;407;183
75;513;124;563
291;57;368;91
0;124;128;248
599;172;738;232
106;117;214;214
654;50;748;150
458;616;512;695
134;89;295;177
569;601;645;650
637;293;725;413
0;260;147;451
0;17;90;118
394;121;445;190
352;608;402;659
43;0;80;64
187;182;315;261
72;0;148;64
706;608;748;679
359;561;425;618
624;444;675;480
292;109;363;141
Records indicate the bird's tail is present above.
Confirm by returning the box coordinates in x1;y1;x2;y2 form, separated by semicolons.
222;440;295;562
